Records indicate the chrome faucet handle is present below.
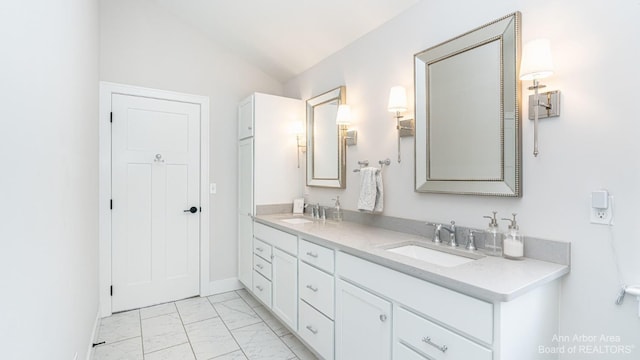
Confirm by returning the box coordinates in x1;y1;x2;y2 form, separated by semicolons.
428;223;442;243
448;221;457;247
466;230;478;251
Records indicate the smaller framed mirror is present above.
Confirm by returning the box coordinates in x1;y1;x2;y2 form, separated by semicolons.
306;86;346;188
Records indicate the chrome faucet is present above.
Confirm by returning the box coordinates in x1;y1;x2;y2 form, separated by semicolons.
466;230;477;251
440;221;457;247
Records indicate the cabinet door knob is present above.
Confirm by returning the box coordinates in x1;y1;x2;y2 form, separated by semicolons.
256;285;263;292
422;337;448;353
306;251;318;258
305;325;318;335
256;247;264;252
379;314;387;322
306;284;318;292
256;264;264;269
248;126;252;130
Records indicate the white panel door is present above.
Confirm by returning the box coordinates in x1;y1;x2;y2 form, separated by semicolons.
112;94;200;312
335;279;392;360
272;248;298;330
238;138;254;288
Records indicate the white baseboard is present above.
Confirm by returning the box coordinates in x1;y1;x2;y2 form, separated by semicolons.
85;308;101;360
201;277;243;297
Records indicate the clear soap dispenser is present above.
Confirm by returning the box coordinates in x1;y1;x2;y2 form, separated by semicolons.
331;196;343;222
502;213;524;260
483;211;502;256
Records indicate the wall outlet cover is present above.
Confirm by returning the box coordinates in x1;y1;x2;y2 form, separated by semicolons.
590;195;613;225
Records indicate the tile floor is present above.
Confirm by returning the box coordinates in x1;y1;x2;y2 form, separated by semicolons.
92;289;318;360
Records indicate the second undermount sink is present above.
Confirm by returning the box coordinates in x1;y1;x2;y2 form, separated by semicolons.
384;243;481;267
281;218;313;225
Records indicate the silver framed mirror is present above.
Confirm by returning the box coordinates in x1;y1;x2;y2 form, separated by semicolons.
306;86;346;188
414;12;522;197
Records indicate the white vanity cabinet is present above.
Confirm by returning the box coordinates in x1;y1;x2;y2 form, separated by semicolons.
252;223;298;331
336;251;561;360
298;239;336;360
335;279;392;360
236;93;303;289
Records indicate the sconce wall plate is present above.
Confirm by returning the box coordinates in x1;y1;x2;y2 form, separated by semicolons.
346;129;358;146
528;90;561;120
399;118;415;137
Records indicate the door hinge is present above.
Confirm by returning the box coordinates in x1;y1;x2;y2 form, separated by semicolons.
110;285;113;296
110;112;113;123
110;199;113;210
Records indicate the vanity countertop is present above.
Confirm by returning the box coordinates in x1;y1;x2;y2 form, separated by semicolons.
255;213;570;303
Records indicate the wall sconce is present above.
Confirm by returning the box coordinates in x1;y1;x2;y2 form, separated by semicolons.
387;85;415;163
293;121;306;168
520;38;561;157
336;104;357;146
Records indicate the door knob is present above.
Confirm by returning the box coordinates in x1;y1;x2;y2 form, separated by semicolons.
184;207;198;213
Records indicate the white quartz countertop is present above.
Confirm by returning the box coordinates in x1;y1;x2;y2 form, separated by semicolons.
255;214;570;303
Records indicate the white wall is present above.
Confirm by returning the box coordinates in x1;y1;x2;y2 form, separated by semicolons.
99;0;284;283
0;0;100;359
285;0;640;358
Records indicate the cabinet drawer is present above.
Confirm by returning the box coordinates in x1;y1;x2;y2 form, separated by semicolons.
299;300;334;360
336;252;493;344
299;239;335;273
395;307;492;360
253;238;272;261
254;223;297;255
252;271;272;308
299;262;335;319
254;254;272;280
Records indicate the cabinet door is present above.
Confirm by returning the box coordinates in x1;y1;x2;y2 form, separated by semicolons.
238;95;254;139
335;279;392;360
272;248;298;330
237;138;254;287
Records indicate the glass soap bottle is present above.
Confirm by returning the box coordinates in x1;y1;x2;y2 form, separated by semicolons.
331;196;343;222
483;211;502;256
502;213;524;260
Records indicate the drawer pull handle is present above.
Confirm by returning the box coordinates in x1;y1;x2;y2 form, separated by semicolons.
379;314;387;322
256;285;263;292
256;264;264;269
305;325;318;335
306;284;318;292
306;251;319;258
256;247;264;252
422;337;448;353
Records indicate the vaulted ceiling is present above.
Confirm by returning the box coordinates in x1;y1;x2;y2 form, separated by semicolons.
152;0;420;82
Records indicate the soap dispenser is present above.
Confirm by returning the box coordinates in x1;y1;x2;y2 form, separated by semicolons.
331;196;343;222
502;213;524;260
483;211;502;256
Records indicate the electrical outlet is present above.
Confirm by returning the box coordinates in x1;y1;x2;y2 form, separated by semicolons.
590;195;613;225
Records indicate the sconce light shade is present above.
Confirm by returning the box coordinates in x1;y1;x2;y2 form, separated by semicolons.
520;39;554;80
336;104;352;125
387;86;408;113
292;121;305;135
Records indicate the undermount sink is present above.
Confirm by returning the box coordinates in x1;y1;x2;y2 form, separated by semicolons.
384;243;480;267
281;218;313;225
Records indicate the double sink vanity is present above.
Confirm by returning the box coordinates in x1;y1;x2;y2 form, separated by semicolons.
237;11;570;360
242;213;569;360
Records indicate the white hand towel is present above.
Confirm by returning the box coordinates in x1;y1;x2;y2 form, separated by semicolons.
373;168;384;212
357;167;383;212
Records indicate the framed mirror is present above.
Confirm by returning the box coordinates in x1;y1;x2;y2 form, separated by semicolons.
414;12;522;197
306;86;346;188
